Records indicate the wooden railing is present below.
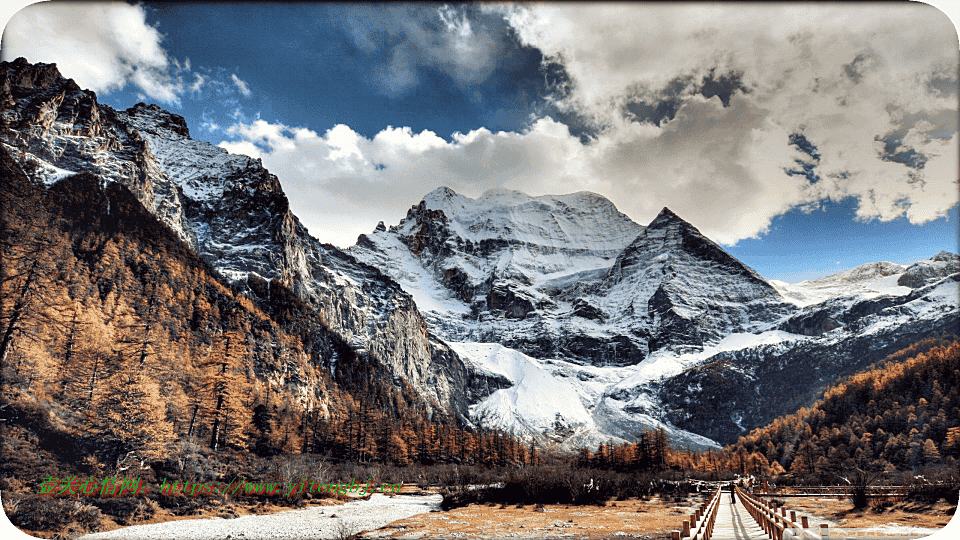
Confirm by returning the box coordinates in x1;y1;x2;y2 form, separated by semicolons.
735;486;829;539
671;486;723;540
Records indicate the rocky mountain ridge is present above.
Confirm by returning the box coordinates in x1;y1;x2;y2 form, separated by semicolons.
0;58;476;421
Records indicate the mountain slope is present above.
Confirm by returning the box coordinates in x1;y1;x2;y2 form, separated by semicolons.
0;58;474;420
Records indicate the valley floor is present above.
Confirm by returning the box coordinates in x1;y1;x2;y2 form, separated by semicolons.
359;495;696;540
780;496;955;536
14;486;955;540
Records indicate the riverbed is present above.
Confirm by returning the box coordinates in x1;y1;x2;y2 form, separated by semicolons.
78;492;443;540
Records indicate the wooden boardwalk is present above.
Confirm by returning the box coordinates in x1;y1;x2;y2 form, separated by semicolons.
710;492;769;540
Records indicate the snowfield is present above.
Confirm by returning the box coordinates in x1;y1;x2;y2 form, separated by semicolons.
78;493;442;540
450;342;593;434
450;335;808;451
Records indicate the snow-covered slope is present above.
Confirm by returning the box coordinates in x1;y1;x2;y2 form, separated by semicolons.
450;342;593;433
352;187;642;321
770;261;912;307
449;341;722;450
414;187;642;252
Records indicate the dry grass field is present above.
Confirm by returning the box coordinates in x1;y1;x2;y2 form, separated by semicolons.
359;495;703;540
780;495;956;533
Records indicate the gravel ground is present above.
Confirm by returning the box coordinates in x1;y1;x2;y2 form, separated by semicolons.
78;493;443;540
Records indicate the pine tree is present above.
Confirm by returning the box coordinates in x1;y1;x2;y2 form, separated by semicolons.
922;438;941;464
197;331;252;451
0;156;74;367
92;369;177;470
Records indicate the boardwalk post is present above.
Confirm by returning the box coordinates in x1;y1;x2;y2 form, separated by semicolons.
672;530;681;540
790;511;796;522
801;516;808;529
821;523;830;538
682;519;690;537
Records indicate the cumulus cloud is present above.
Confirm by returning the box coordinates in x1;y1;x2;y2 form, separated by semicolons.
499;3;959;235
218;92;810;246
218;117;593;246
2;1;184;102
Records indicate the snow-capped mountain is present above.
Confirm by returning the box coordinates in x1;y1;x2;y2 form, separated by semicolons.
3;59;956;451
351;187;958;449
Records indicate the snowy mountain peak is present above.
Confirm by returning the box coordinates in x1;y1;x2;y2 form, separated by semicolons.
933;250;959;263
648;207;685;229
422;185;462;207
403;186;642;250
602;206;789;350
608;206;768;287
806;261;904;286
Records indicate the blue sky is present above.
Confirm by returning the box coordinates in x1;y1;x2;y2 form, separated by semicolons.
1;1;959;283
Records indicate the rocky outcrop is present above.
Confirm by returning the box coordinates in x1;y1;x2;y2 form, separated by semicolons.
898;251;959;288
0;57;64;105
779;309;842;336
571;299;606;322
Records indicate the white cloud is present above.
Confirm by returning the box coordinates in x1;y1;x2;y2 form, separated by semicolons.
218;4;957;249
231;73;251;96
499;3;959;232
218;117;592;246
189;73;206;93
2;1;184;102
217;94;807;247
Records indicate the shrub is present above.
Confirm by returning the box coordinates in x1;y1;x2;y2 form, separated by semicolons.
91;497;153;525
8;496;102;532
154;492;209;515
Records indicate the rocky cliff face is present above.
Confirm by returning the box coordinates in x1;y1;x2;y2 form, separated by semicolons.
0;59;471;420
